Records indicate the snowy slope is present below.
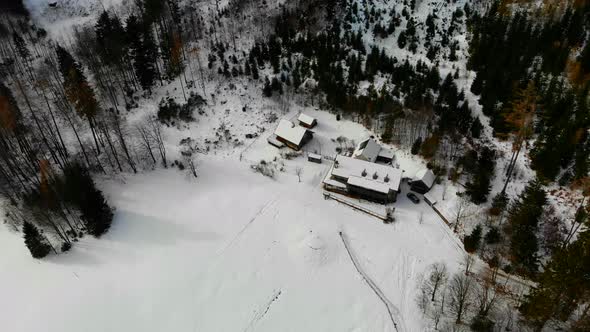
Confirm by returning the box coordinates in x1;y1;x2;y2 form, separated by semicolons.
0;155;464;332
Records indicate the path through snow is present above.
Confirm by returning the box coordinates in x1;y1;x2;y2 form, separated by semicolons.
339;231;406;332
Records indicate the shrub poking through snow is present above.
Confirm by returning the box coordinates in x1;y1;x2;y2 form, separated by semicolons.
157;93;205;124
251;160;277;179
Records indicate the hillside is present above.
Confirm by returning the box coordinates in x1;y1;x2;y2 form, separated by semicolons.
0;0;589;331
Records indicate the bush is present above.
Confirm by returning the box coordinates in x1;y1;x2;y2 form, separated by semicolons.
251;160;276;179
157;93;204;124
61;242;72;252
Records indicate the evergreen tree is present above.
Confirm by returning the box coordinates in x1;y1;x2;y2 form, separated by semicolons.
520;220;590;330
411;137;422;155
464;224;482;253
23;221;51;259
507;180;547;277
126;15;157;92
0;0;29;16
63;163;113;237
56;45;102;151
465;147;495;204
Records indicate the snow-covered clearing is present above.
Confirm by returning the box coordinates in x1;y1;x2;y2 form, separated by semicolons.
0;146;466;332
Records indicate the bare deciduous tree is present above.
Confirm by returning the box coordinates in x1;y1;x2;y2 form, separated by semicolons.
475;276;499;318
464;253;475;276
448;273;474;324
453;194;474;232
428;262;449;301
295;166;303;182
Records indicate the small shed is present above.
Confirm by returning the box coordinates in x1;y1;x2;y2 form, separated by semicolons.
411;169;436;194
298;113;317;128
376;148;395;164
308;153;322;163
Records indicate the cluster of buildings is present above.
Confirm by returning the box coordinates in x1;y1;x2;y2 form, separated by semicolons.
323;137;435;205
267;113;317;151
267;113;435;205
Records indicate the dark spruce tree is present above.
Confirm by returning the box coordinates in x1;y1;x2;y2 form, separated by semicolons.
23;222;51;259
507;180;547;277
63;163;113;237
0;0;29;16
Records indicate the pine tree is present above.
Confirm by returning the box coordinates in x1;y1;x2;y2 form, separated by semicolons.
63;163;113;237
56;45;102;152
507;180;547;277
465;147;495;204
411;137;422;155
520;220;590;330
23;221;51;259
464;224;482;253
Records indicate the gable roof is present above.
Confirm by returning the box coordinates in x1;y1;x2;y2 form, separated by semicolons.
330;155;402;193
275;119;308;145
298;113;316;126
413;169;436;188
352;138;382;162
347;175;391;194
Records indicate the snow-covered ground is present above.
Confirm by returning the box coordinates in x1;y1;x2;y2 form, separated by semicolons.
0;152;465;331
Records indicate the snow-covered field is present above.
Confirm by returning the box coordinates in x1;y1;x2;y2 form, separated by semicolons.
0;150;465;331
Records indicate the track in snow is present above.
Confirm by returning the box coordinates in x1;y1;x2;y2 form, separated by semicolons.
339;231;406;332
244;290;282;332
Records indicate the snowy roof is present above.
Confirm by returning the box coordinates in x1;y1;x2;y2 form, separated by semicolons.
308;152;322;160
377;147;395;160
329;155;402;192
347;176;391;194
267;134;285;148
352;138;382;162
424;192;437;205
298;113;316;126
275;119;308;145
413;169;436;188
323;178;347;189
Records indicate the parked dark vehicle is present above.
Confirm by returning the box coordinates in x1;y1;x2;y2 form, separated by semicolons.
407;192;420;204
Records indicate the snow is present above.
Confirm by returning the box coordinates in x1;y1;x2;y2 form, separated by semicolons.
0;155;465;332
347;175;392;195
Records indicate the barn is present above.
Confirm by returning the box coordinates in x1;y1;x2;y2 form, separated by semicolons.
273;119;313;150
410;169;436;194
